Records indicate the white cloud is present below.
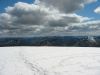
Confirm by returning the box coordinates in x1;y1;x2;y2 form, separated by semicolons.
5;2;51;25
0;0;99;36
94;6;100;14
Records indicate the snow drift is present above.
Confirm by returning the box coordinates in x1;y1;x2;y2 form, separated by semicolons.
0;47;100;75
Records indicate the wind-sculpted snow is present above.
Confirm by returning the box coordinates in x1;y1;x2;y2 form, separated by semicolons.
0;47;100;75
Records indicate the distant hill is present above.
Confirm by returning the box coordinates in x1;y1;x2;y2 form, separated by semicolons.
0;36;100;47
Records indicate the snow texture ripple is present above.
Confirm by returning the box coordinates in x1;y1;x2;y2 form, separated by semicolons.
0;47;100;75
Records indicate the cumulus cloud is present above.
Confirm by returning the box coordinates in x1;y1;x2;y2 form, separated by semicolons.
0;2;55;35
39;0;97;13
5;2;50;25
94;6;100;14
0;0;99;36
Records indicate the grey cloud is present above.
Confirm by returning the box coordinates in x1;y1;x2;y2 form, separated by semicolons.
6;2;49;25
83;0;97;4
0;2;52;35
39;0;97;13
0;1;98;36
69;20;100;31
40;0;83;13
47;14;91;27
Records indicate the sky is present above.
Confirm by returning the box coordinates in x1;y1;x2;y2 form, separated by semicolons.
77;1;100;20
0;0;100;36
0;0;34;12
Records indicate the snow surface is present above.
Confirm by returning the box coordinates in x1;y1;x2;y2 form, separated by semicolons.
0;47;100;75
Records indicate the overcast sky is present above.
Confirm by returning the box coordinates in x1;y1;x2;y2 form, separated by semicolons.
0;0;100;36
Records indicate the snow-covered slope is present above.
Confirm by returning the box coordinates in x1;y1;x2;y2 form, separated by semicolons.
0;47;100;75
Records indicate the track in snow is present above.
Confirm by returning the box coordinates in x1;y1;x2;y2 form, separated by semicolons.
0;47;100;75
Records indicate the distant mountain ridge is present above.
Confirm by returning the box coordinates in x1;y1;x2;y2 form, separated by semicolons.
0;36;100;47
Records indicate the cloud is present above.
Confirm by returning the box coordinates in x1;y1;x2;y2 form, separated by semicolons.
39;0;97;13
69;20;100;32
5;2;50;25
0;0;99;36
94;6;100;14
84;0;97;4
47;13;91;27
